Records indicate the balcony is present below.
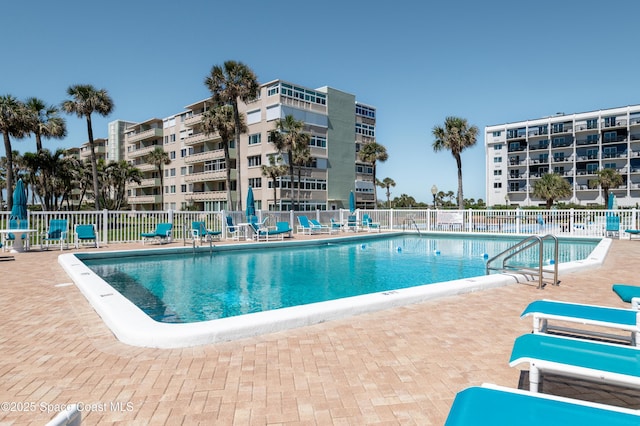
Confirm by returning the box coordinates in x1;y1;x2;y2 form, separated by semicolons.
184;113;203;127
551;125;572;134
126;128;163;144
136;178;161;188
183;132;219;146
128;194;161;204
601;119;627;129
134;163;155;172
183;169;236;183
185;191;227;202
128;145;159;159
183;149;227;164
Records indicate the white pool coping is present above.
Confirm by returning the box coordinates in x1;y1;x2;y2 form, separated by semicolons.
58;235;611;348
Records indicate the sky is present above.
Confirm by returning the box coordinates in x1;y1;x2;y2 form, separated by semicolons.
2;0;640;204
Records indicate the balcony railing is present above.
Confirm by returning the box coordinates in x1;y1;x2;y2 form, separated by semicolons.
128;194;161;204
183;149;226;164
183;169;235;183
137;178;161;188
185;190;227;202
125;128;163;144
128;145;159;159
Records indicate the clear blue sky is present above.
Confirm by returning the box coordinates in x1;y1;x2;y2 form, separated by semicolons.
3;0;640;203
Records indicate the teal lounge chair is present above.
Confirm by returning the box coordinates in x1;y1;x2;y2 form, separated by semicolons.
330;218;343;232
42;219;68;251
606;215;620;238
2;219;29;252
346;215;359;232
74;224;99;248
191;221;221;244
141;222;172;245
296;215;320;235
625;229;640;240
509;333;640;393
362;214;381;233
225;216;243;240
521;299;640;345
445;383;640;426
256;221;292;241
309;219;331;234
613;284;640;308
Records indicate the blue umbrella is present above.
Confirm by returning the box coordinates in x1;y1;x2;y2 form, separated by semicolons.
607;192;617;210
10;179;27;220
349;190;355;213
246;186;255;219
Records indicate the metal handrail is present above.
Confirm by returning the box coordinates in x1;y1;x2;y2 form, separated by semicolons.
486;234;559;289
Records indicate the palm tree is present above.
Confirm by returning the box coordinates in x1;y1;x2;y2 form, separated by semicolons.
204;60;259;212
104;160;142;210
292;136;311;208
146;147;171;210
25;97;67;152
62;84;114;210
201;104;245;210
359;141;388;208
0;95;30;211
595;168;623;207
377;177;396;208
432;116;478;208
532;173;572;208
261;155;288;210
269;115;308;210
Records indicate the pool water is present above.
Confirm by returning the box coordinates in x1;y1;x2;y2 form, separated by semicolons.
82;235;598;323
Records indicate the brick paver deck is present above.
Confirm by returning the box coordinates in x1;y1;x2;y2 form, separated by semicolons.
0;237;637;425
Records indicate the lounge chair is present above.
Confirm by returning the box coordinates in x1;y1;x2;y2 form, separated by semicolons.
255;221;292;241
445;383;640;426
625;229;640;240
606;215;620;238
346;215;359;232
509;333;640;393
191;221;221;244
309;219;331;234
141;222;172;245
613;284;640;308
330;218;343;232
362;214;381;232
521;299;640;345
225;216;243;240
2;219;29;252
74;224;99;248
297;215;321;235
42;219;68;251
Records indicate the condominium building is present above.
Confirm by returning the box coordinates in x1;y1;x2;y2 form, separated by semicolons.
485;104;640;207
123;80;376;212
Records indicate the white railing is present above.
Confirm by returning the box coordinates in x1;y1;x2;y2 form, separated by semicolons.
0;208;635;249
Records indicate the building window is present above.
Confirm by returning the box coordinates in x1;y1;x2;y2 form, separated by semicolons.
586;118;598;129
493;144;502;150
170;151;176;159
170;168;176;177
247;155;262;167
170;134;176;142
586;134;599;144
248;133;261;145
493;157;502;163
493;182;502;188
248;178;262;188
310;135;327;148
170;185;176;193
181;184;187;193
604;131;618;143
355;123;375;137
356;104;376;118
492;131;501;137
180;149;187;157
181;167;187;176
493;170;502;176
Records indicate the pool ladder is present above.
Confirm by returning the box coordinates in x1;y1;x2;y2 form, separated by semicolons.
485;234;559;289
402;217;421;235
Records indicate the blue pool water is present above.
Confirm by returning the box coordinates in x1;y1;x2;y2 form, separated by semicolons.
82;234;598;323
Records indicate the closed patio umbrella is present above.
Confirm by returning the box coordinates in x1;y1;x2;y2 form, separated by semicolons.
10;179;27;220
349;190;355;213
246;186;255;220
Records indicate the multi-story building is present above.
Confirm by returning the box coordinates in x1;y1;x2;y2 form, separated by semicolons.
485;105;640;207
123;80;377;212
108;120;136;162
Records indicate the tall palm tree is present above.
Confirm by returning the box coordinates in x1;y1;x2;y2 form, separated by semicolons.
595;168;623;207
62;85;114;210
377;177;396;208
261;155;287;211
104;160;142;210
359;141;388;208
0;95;30;211
269;115;308;210
146;147;171;210
204;60;259;212
25;97;67;152
432;116;478;208
532;173;572;209
292;135;311;208
201;104;245;210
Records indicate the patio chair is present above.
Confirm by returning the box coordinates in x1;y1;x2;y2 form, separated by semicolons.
624;229;640;239
42;219;68;251
346;215;359;232
191;221;221;244
256;221;292;241
309;219;331;234
330;218;343;232
2;219;29;252
297;215;320;235
445;383;640;426
362;214;381;233
606;215;620;238
613;284;640;308
225;216;243;240
74;224;99;248
141;222;172;245
521;299;640;346
509;333;640;393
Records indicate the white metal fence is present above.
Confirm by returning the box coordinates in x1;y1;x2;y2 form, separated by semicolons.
0;208;635;248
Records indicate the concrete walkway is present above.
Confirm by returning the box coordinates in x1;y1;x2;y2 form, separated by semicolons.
0;238;637;425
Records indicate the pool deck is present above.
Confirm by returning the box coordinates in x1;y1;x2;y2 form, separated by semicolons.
0;234;637;424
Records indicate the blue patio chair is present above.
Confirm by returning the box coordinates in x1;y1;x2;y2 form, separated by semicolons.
309;219;331;234
445;384;640;426
141;222;172;245
256;221;292;241
296;215;317;235
225;216;243;240
42;219;68;251
2;219;29;252
606;215;620;238
74;224;99;248
362;214;381;233
191;221;221;244
347;215;359;232
330;218;343;232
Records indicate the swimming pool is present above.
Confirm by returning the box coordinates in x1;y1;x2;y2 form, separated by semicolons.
59;233;610;348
